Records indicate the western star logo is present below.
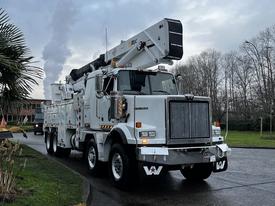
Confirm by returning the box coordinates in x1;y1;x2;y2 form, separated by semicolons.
216;160;226;170
143;166;163;175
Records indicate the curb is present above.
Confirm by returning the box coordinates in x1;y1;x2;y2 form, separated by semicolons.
82;179;92;206
230;146;275;150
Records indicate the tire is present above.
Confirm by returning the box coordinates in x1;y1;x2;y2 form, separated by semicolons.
51;131;71;157
108;144;136;189
45;132;53;154
52;131;58;154
85;139;102;175
180;163;213;181
34;131;37;135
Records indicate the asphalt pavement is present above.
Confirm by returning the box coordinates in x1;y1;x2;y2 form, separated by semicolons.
13;132;275;206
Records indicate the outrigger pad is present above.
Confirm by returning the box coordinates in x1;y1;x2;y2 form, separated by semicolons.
0;130;13;139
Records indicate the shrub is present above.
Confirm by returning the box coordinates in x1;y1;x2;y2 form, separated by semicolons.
0;140;25;202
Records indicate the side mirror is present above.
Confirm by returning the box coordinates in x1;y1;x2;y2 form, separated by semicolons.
95;75;103;92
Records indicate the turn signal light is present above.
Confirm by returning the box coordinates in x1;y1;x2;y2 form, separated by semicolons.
136;121;142;128
141;138;148;144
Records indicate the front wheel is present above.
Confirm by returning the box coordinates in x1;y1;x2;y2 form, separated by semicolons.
108;144;136;189
180;163;213;181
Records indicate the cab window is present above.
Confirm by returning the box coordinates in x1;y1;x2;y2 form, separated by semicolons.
103;76;114;95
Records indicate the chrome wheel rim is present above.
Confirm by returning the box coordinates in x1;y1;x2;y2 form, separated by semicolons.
88;146;96;169
112;153;123;180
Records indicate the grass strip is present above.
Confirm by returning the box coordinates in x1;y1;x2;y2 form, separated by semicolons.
2;145;83;206
223;130;275;148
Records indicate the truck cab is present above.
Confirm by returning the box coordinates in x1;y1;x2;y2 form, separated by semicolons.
33;108;44;135
79;67;230;186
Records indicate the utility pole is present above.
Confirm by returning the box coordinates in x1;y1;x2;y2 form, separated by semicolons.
260;117;263;137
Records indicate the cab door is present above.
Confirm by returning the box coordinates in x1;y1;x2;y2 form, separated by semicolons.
97;75;114;125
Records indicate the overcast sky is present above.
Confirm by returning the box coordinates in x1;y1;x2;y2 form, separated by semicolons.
1;0;275;99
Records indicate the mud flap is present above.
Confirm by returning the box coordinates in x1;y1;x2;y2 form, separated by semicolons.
213;157;228;172
143;165;163;175
139;162;165;176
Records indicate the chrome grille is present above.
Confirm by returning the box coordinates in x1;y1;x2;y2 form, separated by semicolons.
168;100;210;144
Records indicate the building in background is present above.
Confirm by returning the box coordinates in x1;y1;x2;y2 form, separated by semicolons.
2;99;51;123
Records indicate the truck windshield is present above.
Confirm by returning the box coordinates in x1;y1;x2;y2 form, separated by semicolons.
117;70;178;95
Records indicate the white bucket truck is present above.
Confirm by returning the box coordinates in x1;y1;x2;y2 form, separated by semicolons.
44;18;230;188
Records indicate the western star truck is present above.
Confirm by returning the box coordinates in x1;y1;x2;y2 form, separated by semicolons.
43;18;230;188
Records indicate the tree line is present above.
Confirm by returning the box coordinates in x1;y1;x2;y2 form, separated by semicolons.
174;25;275;131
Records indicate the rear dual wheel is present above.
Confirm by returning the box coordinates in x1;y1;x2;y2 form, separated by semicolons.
45;130;71;157
45;132;53;154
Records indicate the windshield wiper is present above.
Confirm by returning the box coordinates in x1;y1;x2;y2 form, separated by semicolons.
152;90;170;95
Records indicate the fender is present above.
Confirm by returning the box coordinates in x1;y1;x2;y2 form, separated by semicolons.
109;123;137;145
108;127;128;144
101;124;136;161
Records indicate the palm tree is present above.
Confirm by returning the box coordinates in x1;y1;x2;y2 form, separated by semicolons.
0;8;43;116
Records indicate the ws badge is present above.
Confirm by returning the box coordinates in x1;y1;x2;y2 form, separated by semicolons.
143;166;163;175
213;157;228;172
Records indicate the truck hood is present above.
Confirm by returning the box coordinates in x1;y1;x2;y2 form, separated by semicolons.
124;94;211;145
134;95;167;144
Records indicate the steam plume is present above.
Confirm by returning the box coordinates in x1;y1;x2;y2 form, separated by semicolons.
42;0;76;99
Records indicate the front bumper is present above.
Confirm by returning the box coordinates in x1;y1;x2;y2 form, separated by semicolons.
137;143;231;165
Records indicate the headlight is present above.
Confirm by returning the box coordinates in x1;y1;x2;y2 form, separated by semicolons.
213;129;221;136
139;131;156;138
35;124;39;127
139;131;148;137
148;131;156;137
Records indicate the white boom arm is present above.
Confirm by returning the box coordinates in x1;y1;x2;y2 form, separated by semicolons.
106;18;183;69
69;18;183;82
